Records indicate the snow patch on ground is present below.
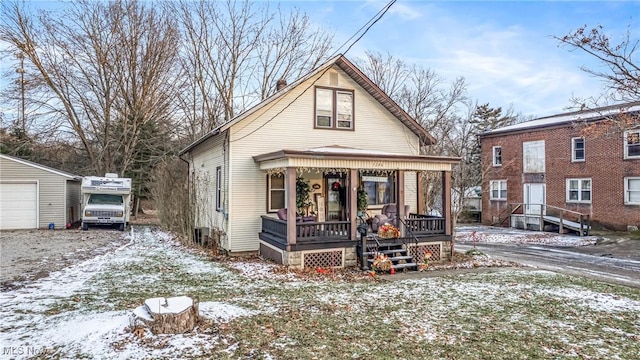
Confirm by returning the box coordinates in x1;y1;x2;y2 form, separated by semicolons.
0;228;269;359
456;225;597;246
199;301;259;322
540;287;640;313
1;226;637;359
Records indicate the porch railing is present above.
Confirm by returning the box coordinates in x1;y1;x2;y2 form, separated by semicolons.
405;213;446;235
261;213;446;246
508;203;591;236
261;216;288;240
260;216;351;244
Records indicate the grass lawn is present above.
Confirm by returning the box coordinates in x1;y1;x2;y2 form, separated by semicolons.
1;227;638;359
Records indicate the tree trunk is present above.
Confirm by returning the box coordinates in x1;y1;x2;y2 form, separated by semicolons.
130;296;199;335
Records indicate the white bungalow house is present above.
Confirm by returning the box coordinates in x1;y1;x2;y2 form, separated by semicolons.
179;55;459;269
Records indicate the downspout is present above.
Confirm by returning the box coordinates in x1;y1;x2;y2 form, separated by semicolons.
222;130;230;235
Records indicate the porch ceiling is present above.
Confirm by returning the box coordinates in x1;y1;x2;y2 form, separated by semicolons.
253;146;460;172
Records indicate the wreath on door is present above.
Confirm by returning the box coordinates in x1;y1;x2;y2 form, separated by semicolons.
331;181;341;191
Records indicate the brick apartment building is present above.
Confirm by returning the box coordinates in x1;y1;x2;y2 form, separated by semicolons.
479;102;640;232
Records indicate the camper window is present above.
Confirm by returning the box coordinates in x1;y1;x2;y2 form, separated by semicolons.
88;194;123;205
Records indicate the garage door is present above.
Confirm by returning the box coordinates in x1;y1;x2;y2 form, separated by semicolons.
0;182;38;229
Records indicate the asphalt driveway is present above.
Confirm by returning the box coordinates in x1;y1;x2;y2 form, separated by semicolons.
456;228;640;288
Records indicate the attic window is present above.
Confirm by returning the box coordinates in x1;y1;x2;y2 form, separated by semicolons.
315;87;354;130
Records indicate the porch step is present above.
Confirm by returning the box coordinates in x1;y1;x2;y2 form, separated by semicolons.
392;262;418;270
368;255;413;264
363;249;408;256
362;242;419;273
379;249;407;255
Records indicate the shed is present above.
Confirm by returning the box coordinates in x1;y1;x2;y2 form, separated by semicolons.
0;154;82;230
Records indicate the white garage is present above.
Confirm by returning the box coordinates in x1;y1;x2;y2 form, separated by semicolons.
0;154;81;230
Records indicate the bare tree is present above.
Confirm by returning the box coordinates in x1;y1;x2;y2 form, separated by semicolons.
0;0;180;176
356;51;412;100
173;0;334;141
253;6;333;100
555;24;640;132
355;52;469;155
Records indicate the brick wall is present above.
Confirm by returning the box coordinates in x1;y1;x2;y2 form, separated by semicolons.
480;122;640;231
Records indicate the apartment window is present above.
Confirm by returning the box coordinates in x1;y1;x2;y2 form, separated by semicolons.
571;137;585;162
315;87;354;129
490;180;507;200
566;178;591;203
215;167;222;211
362;174;395;205
625;177;640;205
624;130;640;159
523;140;545;172
268;174;285;212
492;146;502;166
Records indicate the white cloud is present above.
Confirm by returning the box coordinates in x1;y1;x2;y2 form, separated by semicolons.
388;2;422;20
370;4;607;117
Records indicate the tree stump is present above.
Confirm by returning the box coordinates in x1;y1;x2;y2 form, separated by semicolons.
130;296;199;335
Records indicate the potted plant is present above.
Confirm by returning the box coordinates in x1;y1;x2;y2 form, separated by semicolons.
357;186;368;215
296;177;313;215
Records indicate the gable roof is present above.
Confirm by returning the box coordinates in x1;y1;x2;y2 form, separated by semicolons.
481;101;640;137
0;154;81;180
180;55;436;155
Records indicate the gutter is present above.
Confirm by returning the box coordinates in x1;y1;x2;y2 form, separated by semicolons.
178;128;221;156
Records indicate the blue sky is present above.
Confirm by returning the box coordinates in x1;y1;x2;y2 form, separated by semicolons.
283;0;639;117
2;1;638;119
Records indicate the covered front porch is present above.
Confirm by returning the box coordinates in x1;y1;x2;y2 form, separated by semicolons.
253;146;460;269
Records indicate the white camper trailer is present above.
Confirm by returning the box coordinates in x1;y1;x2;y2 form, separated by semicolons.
81;173;132;231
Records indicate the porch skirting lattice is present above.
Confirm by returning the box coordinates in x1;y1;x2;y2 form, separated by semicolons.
407;242;443;262
303;249;344;268
259;239;449;270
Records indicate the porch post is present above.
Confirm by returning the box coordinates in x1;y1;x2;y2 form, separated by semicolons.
417;172;425;214
397;170;405;237
442;171;452;236
286;167;297;246
349;169;358;241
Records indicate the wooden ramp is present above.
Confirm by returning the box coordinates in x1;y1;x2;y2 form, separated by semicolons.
543;215;591;236
506;204;591;236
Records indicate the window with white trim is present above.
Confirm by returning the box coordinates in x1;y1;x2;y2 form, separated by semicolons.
315;87;354;129
523;140;545;172
215;167;223;211
268;174;285;212
624;130;640;159
624;177;640;205
492;146;502;166
566;178;591;203
571;137;585;162
490;180;507;200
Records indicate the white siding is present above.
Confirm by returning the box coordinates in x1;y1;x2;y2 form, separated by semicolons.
188;134;230;247
228;67;422;252
404;171;417;213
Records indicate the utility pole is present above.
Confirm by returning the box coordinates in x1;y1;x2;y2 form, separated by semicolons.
15;51;26;133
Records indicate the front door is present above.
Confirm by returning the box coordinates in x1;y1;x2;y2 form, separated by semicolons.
326;175;346;221
524;183;546;215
